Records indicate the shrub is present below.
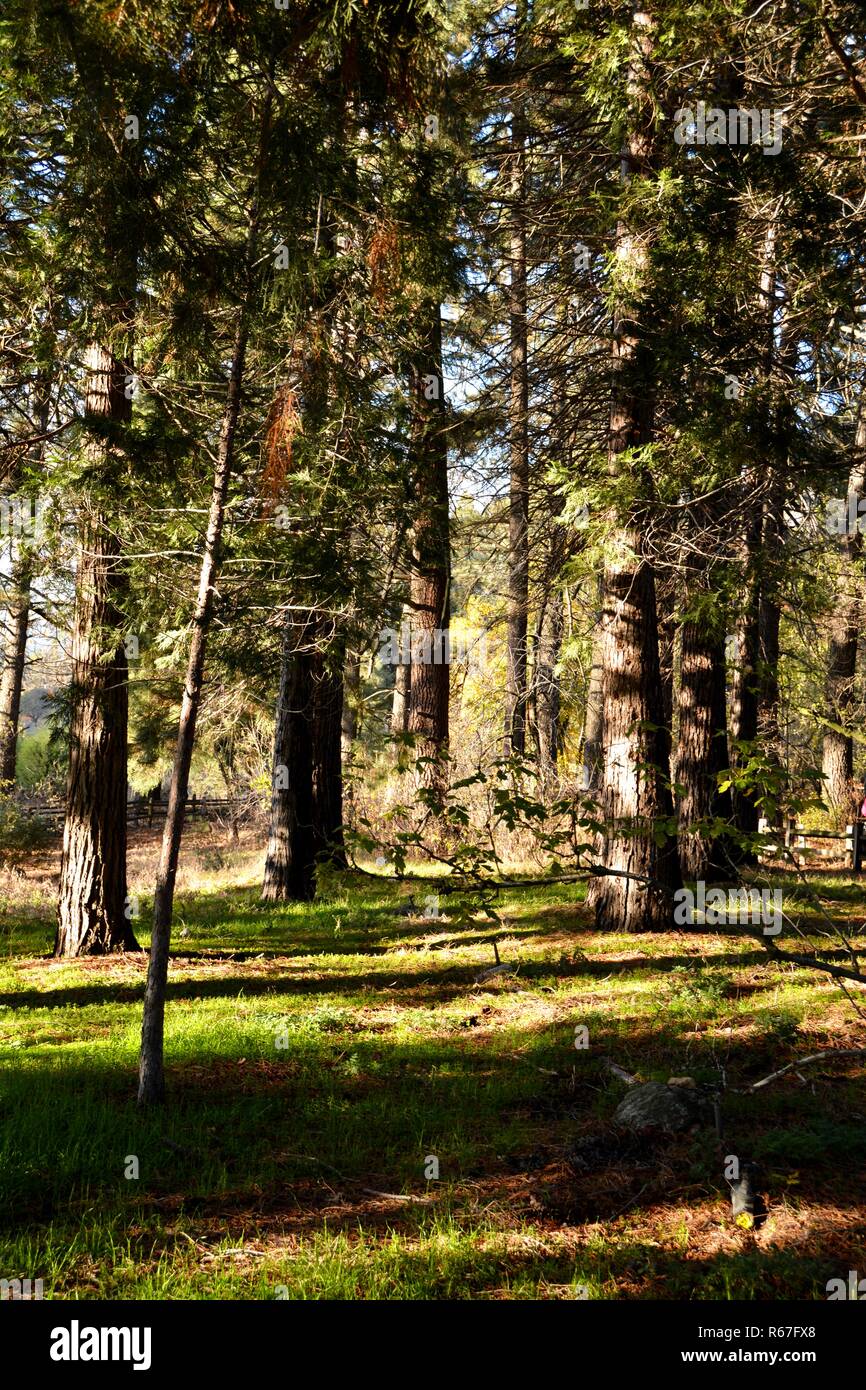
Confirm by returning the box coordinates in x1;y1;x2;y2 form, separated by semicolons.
0;793;52;869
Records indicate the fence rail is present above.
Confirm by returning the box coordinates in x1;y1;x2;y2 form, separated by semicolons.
12;800;865;869
758;817;865;872
16;793;265;829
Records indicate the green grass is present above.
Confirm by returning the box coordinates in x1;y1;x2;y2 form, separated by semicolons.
1;858;864;1299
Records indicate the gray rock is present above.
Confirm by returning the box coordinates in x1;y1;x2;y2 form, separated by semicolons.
613;1080;704;1134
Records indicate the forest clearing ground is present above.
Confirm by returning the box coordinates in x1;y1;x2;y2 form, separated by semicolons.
1;825;865;1299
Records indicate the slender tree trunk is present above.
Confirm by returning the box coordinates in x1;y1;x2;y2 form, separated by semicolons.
138;65;274;1100
341;651;359;828
534;586;563;779
0;380;49;785
391;660;411;735
731;226;786;841
55;344;138;957
407;308;450;782
262;617;317;902
504;76;530;757
756;225;786;777
822;412;866;818
657;575;677;773
0;564;31;786
757;452;788;780
342;652;360;761
138;314;250;1104
391;602;412;736
588;2;681;933
582;587;604;790
730;503;761;844
312;643;346;866
758;580;781;761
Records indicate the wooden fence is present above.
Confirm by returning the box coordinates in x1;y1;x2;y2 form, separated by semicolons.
17;793;264;829
757;817;865;872
15;800;864;869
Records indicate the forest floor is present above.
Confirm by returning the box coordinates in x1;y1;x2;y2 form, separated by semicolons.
1;824;865;1299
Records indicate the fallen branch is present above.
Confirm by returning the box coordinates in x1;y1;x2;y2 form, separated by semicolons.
204;1247;267;1260
600;1056;639;1086
748;1048;866;1091
759;938;866;986
475;963;517;983
361;1189;433;1205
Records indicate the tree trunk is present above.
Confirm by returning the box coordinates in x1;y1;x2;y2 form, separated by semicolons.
657;575;677;774
822;412;866;818
733;221;786;838
534;586;563;780
390;602;412;736
0;379;49;786
312;643;346;867
677;617;733;882
341;651;359;828
504;74;530;757
407;308;450;783
138;312;250;1104
0;564;31;786
757;464;787;781
55;343;138;957
730;502;761;845
391;659;411;735
341;652;360;762
582;590;604;790
262;618;317;902
591;561;681;931
587;2;681;933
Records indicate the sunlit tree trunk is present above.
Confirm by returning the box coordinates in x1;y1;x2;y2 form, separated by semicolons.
588;2;681;933
390;602;412;736
55;344;138;957
139;309;251;1103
